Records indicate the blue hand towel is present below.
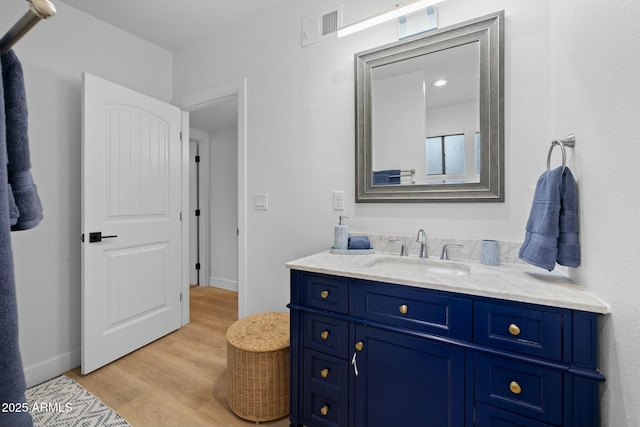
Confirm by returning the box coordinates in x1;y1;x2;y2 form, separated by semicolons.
1;50;43;231
0;53;33;427
519;167;580;270
348;236;371;250
373;169;401;185
557;168;580;267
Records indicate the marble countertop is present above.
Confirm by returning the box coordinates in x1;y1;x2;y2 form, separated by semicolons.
286;251;609;314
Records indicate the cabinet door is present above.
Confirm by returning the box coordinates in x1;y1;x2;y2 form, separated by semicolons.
353;325;465;427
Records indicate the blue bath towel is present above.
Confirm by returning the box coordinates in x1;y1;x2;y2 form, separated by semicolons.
0;51;33;427
519;167;580;270
1;50;43;231
373;169;401;185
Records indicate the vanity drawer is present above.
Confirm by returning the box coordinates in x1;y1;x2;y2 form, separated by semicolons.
303;313;350;359
475;403;556;427
475;354;562;426
474;301;564;361
352;280;472;340
303;349;349;392
301;273;349;314
302;384;347;427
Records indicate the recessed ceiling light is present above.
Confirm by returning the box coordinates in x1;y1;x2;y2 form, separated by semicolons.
433;79;448;87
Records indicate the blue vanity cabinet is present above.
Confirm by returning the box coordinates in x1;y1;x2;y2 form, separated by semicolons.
288;269;604;427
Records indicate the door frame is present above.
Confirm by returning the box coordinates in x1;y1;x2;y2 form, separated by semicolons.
177;78;248;319
189;129;211;289
181;113;190;326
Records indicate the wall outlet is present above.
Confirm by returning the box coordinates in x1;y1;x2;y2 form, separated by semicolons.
333;191;345;211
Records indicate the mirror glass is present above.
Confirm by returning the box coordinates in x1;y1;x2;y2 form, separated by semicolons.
356;11;504;202
372;42;480;185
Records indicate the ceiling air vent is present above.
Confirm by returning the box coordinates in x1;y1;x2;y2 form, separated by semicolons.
302;5;342;47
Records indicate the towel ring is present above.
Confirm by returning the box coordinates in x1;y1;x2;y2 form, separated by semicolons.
546;134;576;172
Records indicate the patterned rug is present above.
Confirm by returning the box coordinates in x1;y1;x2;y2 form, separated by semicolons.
25;376;132;427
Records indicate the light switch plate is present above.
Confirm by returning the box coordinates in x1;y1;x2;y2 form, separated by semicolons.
255;193;268;210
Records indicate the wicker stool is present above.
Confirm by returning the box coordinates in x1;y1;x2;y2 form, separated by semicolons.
226;312;290;422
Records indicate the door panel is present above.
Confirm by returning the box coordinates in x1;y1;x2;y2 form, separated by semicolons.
82;73;183;374
354;325;465;427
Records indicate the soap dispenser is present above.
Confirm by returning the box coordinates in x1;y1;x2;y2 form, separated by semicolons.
334;216;349;250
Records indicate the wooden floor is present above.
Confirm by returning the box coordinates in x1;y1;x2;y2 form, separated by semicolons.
66;287;290;427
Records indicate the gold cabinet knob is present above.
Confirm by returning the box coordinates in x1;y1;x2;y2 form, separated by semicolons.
320;405;329;416
354;341;364;351
320;290;330;299
320;330;330;340
508;324;521;336
510;381;522;394
320;368;329;378
399;304;409;314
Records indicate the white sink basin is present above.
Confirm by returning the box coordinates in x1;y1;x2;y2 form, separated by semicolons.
366;256;470;276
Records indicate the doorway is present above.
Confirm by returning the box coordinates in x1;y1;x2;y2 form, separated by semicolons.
178;79;248;318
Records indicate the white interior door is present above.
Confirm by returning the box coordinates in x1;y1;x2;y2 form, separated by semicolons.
81;73;183;374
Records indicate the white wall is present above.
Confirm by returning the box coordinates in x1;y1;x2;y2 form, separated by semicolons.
173;0;550;311
0;2;173;386
550;1;640;425
209;126;238;291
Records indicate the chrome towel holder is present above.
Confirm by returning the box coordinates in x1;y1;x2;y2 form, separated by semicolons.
547;134;575;172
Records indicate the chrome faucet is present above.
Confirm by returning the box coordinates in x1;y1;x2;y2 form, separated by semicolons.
416;229;428;258
440;244;463;260
390;240;408;256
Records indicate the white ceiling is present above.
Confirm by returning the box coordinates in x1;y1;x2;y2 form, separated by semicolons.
57;0;266;132
57;0;291;52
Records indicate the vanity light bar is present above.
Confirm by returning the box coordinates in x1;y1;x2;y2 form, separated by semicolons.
337;0;446;38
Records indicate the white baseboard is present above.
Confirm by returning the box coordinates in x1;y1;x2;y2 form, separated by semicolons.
209;276;238;292
24;348;81;388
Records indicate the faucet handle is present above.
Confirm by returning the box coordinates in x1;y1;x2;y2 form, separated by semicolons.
416;229;426;243
390;240;408;256
440;244;463;260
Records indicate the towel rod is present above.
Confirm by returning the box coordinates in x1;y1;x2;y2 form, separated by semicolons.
389;169;416;184
0;0;57;55
389;169;416;177
547;134;575;172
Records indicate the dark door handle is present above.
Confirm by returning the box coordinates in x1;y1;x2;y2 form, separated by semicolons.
89;232;118;243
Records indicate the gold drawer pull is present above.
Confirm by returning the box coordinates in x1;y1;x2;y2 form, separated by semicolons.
510;381;522;394
399;304;409;314
354;341;364;351
320;405;329;416
320;368;329;378
320;330;330;340
320;290;330;299
508;323;521;336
